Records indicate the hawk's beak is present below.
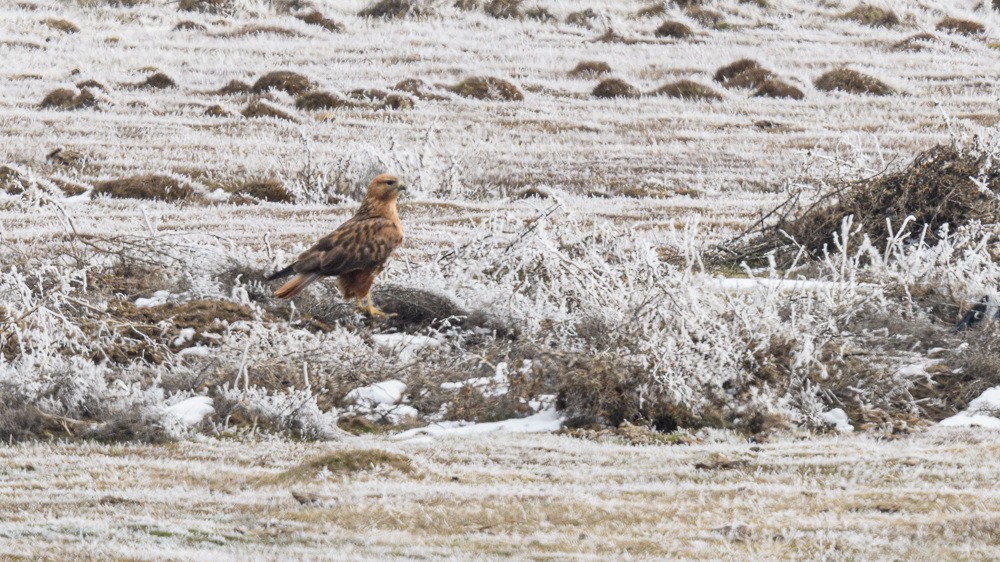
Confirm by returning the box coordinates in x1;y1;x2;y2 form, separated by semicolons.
397;184;407;192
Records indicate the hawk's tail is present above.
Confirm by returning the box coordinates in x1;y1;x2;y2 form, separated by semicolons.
274;273;321;299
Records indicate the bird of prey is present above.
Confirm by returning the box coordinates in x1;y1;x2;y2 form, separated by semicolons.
269;174;405;317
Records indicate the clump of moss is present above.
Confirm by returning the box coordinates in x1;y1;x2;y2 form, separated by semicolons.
592;78;641;99
295;10;344;32
840;4;899;27
449;76;524;101
251;71;311;95
569;60;611;77
655;20;693;39
814;68;895;96
936;17;985;36
94;175;194;202
651;79;722;101
242;100;296;120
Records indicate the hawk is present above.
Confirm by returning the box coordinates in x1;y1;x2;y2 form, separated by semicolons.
269;174;405;317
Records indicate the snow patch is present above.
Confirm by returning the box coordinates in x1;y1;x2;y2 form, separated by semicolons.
370;334;440;362
135;290;171;308
940;387;1000;428
396;408;564;440
819;408;854;432
165;396;214;427
346;379;406;406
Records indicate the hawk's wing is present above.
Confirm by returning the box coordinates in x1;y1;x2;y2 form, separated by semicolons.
291;216;402;277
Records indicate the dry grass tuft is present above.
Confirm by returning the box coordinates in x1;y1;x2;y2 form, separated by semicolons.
651;79;722;100
295;90;354;111
215;79;252;95
484;0;522;19
47;148;87;167
348;89;415;110
173;20;206;31
754;79;803;99
393;78;448;100
936;17;985;35
204;104;230;117
295;10;344;31
449;76;524;101
815;68;894;95
358;0;431;19
636;2;666;18
592;78;641;99
137;72;176;89
76;79;106;91
840;4;899;27
94;175;195;202
40;88;97;110
892;32;938;52
178;0;231;14
655;20;693;38
688;7;725;27
371;284;467;330
252;71;311;95
565;8;598;27
234;179;294;203
569;60;611;77
726;68;776;89
524;5;555;22
714;58;762;84
242;100;296;121
43;18;80;33
277;450;413;482
222;25;302;37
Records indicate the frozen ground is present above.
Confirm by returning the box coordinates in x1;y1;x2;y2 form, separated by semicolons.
4;0;1000;558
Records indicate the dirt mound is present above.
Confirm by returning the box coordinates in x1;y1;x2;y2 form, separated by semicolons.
815;69;894;96
592;78;640;99
840;4;899;27
651;79;722;100
94;175;195;202
732;143;1000;266
937;17;984;35
655;20;693;39
449;76;523;101
569;60;611;77
251;71;311;95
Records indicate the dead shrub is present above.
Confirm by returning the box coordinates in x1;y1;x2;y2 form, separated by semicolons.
242;100;296;121
754;79;803;99
714;59;762;84
569;60;611;77
840;4;899;27
449;76;524;101
565;8;598;27
173;20;206;31
235;179;294;203
892;32;939;52
592;78;640;99
937;17;985;35
252;70;311;95
815;69;894;95
178;0;231;14
295;10;344;32
358;0;431;19
485;0;522;19
295;90;353;110
216;79;252;95
655;20;693;38
651;79;722;100
43;18;79;33
921;325;1000;420
94;175;194;202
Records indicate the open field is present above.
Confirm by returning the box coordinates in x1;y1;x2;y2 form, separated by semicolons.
5;0;1000;558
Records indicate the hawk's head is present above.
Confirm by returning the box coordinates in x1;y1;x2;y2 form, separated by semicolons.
367;174;407;202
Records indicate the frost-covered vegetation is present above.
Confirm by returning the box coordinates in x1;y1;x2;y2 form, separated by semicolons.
4;0;1000;442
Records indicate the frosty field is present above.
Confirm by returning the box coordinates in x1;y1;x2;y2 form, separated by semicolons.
4;0;1000;558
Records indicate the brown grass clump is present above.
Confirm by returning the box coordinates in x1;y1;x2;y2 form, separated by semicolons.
358;0;430;19
370;284;467;330
94;175;195;202
47;148;86;167
754;79;803;99
40;88;97;110
251;71;311;95
295;91;353;111
815;69;894;96
449;76;524;101
178;0;231;14
76;79;106;91
688;7;725;27
840;4;899;27
655;20;693;39
393;78;448;100
216;79;251;95
725;67;775;89
137;72;176;89
569;60;611;78
110;299;259;354
892;32;938;52
222;26;301;37
565;8;598;27
651;79;722;101
43;18;80;33
295;10;344;31
235;179;294;203
936;17;985;35
204;104;230;117
485;0;522;19
592;78;641;99
738;143;1000;266
277;450;413;482
242;100;296;121
524;5;555;22
636;2;666;18
713;58;761;84
173;20;206;31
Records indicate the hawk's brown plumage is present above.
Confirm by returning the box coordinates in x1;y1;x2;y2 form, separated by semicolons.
269;174;405;316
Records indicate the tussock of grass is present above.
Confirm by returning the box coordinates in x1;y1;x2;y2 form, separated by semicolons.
234;179;294;203
277;449;414;482
43;18;80;33
524;5;555;22
136;72;176;89
892;32;938;52
449;76;523;101
725;68;775;89
815;68;894;95
569;60;611;77
204;104;229;117
252;71;311;95
47;148;86;167
688;7;725;27
178;0;231;14
242;100;296;120
173;20;206;31
295;10;344;32
94;174;194;202
40;88;97;110
110;299;260;352
485;0;522;19
636;2;666;18
592;78;640;99
295;90;353;111
358;0;431;19
215;79;251;95
655;20;693;39
840;4;899;27
936;17;985;35
76;79;106;91
222;26;301;38
713;58;762;84
565;8;598;27
754;79;803;99
651;79;722;101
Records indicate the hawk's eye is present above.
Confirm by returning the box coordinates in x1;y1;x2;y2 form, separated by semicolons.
387;180;397;186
